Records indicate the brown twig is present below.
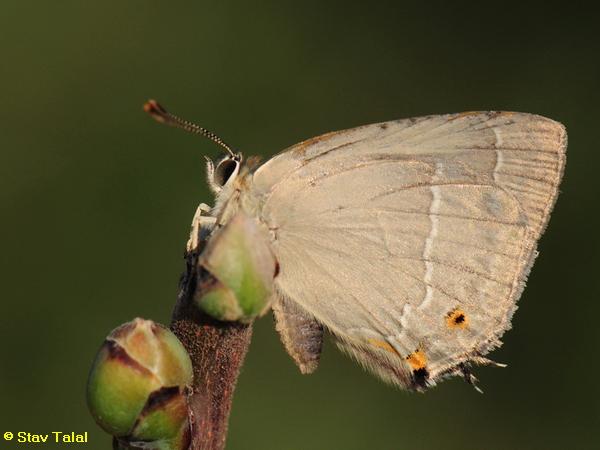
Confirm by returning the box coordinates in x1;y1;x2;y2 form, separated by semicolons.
170;236;252;450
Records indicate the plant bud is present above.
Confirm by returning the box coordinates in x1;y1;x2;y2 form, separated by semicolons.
87;318;192;448
195;212;276;322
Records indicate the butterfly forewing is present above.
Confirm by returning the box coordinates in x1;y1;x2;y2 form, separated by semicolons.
252;112;566;390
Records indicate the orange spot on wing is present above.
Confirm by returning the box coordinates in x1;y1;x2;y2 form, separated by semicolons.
405;349;427;370
446;308;469;329
367;338;400;356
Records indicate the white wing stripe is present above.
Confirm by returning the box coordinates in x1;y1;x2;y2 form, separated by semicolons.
493;128;504;183
420;164;443;310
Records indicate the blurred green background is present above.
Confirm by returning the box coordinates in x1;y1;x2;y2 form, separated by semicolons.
1;1;598;449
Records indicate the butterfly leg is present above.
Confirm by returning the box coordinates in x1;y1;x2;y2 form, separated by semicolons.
187;203;216;253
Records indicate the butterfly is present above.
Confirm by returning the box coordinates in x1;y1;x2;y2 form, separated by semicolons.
145;100;566;392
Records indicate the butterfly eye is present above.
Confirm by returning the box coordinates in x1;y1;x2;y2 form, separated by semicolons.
213;157;239;187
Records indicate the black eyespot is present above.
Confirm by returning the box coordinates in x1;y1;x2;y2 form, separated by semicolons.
214;158;238;187
412;367;430;388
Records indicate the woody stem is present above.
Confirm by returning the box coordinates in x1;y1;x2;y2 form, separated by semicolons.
170;246;253;450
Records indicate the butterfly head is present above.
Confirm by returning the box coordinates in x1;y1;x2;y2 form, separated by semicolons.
206;153;243;194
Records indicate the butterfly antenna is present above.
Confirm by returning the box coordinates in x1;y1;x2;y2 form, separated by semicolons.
144;99;236;158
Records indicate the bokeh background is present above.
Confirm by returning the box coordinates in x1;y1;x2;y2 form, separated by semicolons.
1;1;598;449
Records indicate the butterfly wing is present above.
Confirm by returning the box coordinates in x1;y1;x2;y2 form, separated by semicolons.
251;112;566;390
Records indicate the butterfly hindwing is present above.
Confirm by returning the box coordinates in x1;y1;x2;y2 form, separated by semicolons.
251;112;566;389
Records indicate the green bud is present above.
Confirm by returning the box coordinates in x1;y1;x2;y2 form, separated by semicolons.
87;318;192;448
195;212;276;322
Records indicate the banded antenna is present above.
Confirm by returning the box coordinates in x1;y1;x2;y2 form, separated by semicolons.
144;99;236;158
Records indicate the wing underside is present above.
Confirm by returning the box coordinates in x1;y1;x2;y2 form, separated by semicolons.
252;112;566;390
